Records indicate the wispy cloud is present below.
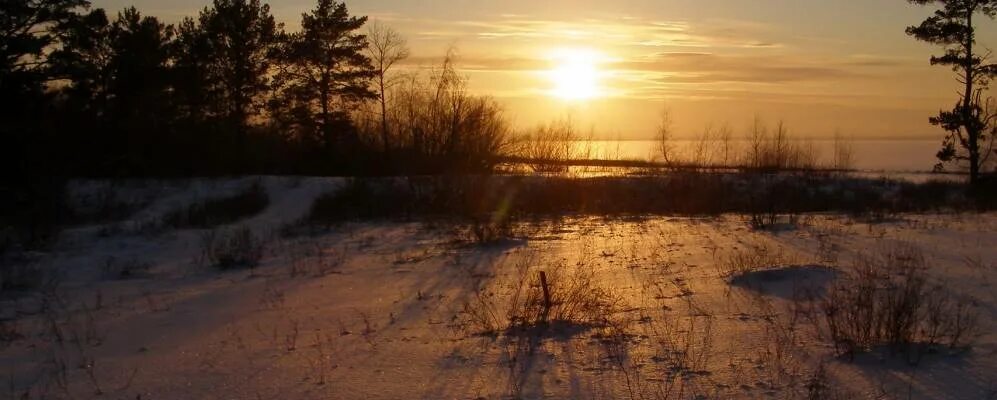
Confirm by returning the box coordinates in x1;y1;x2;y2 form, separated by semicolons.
373;12;931;113
382;14;786;49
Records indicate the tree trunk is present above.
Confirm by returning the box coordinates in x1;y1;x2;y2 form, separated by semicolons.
320;81;332;152
379;72;389;154
964;10;979;185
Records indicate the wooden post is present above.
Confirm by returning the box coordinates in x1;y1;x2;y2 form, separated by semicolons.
539;271;552;321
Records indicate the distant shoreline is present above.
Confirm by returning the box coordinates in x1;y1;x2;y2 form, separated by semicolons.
564;137;943;142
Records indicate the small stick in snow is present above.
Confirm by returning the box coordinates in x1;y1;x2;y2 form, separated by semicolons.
539;271;552;322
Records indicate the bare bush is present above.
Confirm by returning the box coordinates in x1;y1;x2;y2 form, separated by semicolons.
505;259;626;331
515;117;577;173
647;314;716;376
460;213;518;245
461;287;502;335
656;106;676;166
66;182;149;225
804;363;852;400
163;181;269;229
460;255;626;335
717;244;788;280
200;227;265;270
832;132;855;171
352;49;511;173
820;244;980;360
743;119;819;171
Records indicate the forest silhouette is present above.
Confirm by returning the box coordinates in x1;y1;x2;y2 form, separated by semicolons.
1;0;508;180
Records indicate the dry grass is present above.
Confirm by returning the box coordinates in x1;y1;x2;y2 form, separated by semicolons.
506;262;625;331
297;175;989;230
819;244;981;360
717;244;789;280
461;253;627;336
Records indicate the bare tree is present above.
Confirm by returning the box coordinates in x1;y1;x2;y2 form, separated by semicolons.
366;21;410;153
832;130;855;171
717;123;734;167
656;106;675;166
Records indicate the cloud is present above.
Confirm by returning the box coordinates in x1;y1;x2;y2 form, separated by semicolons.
614;53;872;84
401;55;546;72
384;14;786;50
377;14;915;105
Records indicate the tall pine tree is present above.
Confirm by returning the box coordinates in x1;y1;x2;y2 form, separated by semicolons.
199;0;281;140
907;0;997;183
274;0;375;154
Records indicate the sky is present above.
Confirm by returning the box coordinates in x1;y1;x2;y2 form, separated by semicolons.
90;0;997;139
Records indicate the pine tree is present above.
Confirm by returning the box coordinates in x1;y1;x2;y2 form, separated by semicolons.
0;0;89;98
907;0;997;183
199;0;281;137
274;0;375;152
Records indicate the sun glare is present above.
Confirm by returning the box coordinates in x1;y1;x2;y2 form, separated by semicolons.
547;48;604;100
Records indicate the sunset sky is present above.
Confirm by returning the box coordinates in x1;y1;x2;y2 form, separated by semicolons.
92;0;997;139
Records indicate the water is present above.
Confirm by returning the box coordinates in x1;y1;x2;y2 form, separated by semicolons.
570;139;944;172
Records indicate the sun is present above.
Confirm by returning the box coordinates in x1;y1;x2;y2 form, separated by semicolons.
547;48;604;100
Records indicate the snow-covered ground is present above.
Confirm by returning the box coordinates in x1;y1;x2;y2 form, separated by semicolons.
1;176;995;399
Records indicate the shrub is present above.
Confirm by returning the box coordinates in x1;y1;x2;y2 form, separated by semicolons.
513;118;577;174
201;227;265;270
459;256;627;336
742;120;819;171
164;181;269;228
717;244;787;280
349;52;511;174
299;175;990;230
304;179;412;224
820;244;980;360
65;182;148;225
505;260;625;331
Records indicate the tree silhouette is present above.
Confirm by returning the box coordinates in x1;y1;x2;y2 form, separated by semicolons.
274;0;375;154
198;0;281;140
3;0;92;176
1;0;90;248
907;0;997;183
107;8;175;172
49;8;113;115
108;8;173;117
366;21;409;153
48;7;174;174
0;0;88;98
172;17;213;122
0;0;511;179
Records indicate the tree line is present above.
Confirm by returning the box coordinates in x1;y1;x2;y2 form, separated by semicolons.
3;0;996;186
1;0;509;181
